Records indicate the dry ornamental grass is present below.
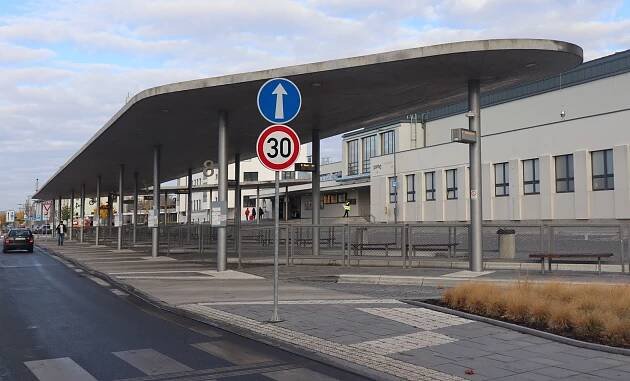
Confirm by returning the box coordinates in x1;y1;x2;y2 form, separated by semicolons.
442;282;630;347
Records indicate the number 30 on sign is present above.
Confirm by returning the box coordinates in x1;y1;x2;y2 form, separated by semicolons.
256;124;301;171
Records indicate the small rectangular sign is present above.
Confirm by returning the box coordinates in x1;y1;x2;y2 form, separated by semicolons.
147;213;158;228
211;201;227;227
295;162;317;172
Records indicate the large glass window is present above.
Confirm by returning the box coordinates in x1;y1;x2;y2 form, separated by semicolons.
388;177;398;204
381;130;396;155
281;171;295;180
347;139;359;175
555;154;574;193
592;149;614;190
494;162;509;197
425;172;435;201
446;169;457;200
523;158;540;195
362;135;377;173
406;174;416;202
244;172;258;182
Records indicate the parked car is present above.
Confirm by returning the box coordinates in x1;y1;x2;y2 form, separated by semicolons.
2;229;34;253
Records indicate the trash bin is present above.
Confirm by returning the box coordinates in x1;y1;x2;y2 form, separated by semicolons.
497;228;516;259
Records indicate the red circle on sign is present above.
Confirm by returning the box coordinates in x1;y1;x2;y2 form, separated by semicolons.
256;124;301;171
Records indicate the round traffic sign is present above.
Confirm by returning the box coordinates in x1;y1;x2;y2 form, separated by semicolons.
256;125;301;171
257;78;301;124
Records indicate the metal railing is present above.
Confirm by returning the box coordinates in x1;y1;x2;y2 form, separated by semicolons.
55;220;628;272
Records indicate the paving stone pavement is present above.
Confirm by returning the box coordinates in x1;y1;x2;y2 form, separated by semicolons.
38;241;630;381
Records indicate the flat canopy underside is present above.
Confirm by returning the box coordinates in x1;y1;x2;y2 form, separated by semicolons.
35;39;582;200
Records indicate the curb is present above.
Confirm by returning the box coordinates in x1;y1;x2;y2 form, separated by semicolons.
402;299;630;357
37;245;396;381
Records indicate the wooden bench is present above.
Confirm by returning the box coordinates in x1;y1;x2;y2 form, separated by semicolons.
411;243;459;257
529;253;614;274
351;242;397;257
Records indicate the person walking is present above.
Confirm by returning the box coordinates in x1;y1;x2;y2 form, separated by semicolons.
343;201;351;218
251;207;256;222
56;221;66;246
244;207;250;221
258;207;264;221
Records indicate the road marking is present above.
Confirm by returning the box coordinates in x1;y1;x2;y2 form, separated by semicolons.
357;307;471;330
351;331;457;354
192;341;272;364
113;349;193;375
264;367;340;381
111;289;128;296
24;357;98;381
442;270;494;278
113;362;292;381
198;270;264;279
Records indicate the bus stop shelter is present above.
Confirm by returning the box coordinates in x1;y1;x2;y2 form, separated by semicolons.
34;39;583;271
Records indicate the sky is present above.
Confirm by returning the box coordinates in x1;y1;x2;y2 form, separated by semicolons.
1;0;629;210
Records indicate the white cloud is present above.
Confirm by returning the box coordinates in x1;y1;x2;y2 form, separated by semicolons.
0;0;629;209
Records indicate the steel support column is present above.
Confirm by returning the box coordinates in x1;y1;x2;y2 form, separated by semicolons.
80;184;85;243
70;190;74;240
235;153;242;269
312;129;321;256
58;196;62;231
468;79;483;272
217;110;228;271
133;172;138;246
95;176;101;245
187;168;192;241
152;146;161;257
256;186;260;225
107;194;113;227
285;185;289;222
117;164;124;250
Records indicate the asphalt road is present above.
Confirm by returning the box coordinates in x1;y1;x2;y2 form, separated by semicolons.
0;247;364;381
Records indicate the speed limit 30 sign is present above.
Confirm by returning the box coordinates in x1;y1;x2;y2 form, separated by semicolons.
256;124;301;171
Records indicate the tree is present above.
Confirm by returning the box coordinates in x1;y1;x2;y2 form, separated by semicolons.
15;211;25;223
0;212;5;225
61;205;72;221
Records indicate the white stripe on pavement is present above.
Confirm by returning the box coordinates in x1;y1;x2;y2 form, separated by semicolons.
264;367;340;381
113;348;193;375
24;357;98;381
192;341;272;364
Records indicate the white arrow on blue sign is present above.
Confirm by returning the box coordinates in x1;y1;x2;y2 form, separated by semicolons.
257;78;301;124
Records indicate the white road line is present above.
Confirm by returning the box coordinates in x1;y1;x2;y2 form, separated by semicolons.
109;270;208;275
111;289;128;296
24;357;98;381
192;341;272;364
113;348;193;375
86;276;110;287
264;367;340;381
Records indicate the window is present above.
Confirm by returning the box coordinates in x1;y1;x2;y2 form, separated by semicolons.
203;192;207;203
592;149;614;190
381;130;396;155
446;169;457;200
320;171;342;182
494;162;509;196
347;139;359;175
244;172;258;182
388;177;398;203
243;196;256;207
281;171;295;180
406;174;416;202
322;192;348;204
425;172;436;201
555;154;574;193
523;158;540;195
361;135;377;173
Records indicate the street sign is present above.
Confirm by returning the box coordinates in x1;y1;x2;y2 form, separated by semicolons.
6;210;15;223
256;124;301;171
295;162;317;172
257;78;301;124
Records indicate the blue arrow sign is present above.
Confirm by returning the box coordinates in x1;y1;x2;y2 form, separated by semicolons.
257;78;301;124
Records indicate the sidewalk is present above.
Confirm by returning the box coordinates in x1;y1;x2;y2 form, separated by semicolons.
38;240;630;381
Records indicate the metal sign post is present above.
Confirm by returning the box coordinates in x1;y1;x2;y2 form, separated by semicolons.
256;125;301;323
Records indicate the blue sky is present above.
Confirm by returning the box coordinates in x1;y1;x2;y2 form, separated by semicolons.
1;0;630;210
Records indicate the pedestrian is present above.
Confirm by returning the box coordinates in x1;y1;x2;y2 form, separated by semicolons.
244;207;250;221
251;207;256;221
343;201;351;218
56;221;66;246
258;206;264;220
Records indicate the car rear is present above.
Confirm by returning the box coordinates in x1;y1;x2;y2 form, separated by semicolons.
3;229;34;253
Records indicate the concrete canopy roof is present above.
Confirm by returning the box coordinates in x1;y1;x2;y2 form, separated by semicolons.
34;39;582;200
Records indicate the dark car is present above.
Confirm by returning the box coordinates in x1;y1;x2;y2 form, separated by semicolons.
2;229;34;253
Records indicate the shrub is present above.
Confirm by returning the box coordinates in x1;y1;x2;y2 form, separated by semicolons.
441;282;630;347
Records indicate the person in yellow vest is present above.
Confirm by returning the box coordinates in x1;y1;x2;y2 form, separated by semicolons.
343;201;351;218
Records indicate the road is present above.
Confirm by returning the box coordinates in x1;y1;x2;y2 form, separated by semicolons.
0;247;364;381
